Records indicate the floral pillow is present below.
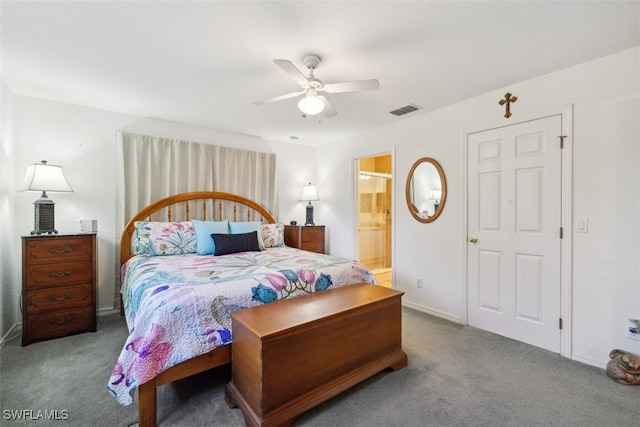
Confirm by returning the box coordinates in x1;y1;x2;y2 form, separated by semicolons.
135;221;197;256
261;223;284;248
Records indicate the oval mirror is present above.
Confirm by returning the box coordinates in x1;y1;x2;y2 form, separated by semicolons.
405;157;447;223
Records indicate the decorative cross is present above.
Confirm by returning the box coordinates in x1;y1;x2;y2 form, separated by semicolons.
498;92;518;118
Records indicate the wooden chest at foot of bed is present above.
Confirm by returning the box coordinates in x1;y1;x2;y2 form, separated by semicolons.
225;283;408;427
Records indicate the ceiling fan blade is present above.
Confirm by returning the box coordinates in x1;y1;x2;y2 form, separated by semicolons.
253;90;305;106
319;96;337;117
273;59;309;87
322;79;379;94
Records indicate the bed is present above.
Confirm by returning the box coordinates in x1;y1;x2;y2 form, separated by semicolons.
108;191;377;426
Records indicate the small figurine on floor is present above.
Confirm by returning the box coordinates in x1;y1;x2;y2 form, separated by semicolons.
606;349;640;385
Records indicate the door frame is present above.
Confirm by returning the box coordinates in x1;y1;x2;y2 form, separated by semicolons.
353;149;395;284
461;106;573;358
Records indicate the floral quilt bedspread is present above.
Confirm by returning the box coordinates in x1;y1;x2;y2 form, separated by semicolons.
108;246;376;405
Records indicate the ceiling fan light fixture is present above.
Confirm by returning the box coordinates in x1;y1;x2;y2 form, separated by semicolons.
298;94;325;116
256;54;378;118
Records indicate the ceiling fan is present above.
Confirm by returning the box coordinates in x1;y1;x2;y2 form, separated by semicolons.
253;54;379;118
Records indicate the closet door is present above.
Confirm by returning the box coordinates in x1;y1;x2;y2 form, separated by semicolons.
467;115;562;352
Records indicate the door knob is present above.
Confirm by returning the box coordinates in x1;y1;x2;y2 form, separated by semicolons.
468;236;478;243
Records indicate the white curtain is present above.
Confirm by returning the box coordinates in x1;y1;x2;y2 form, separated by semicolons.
113;131;277;309
116;131;277;224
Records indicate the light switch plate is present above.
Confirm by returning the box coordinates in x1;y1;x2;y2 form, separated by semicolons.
576;217;589;233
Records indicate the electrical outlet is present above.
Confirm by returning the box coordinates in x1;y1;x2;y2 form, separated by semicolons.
416;278;423;288
628;319;640;341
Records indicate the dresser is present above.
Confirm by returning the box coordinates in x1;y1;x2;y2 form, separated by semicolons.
22;233;97;346
284;225;325;254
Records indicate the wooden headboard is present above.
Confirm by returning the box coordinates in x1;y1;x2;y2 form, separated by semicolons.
120;191;276;265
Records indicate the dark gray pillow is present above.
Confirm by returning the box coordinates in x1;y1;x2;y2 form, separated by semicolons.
211;231;261;256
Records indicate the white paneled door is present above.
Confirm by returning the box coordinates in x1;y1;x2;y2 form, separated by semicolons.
467;115;562;353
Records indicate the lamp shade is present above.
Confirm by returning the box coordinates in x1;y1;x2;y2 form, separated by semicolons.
299;182;320;202
429;188;442;201
20;160;73;235
21;160;73;193
298;95;325;116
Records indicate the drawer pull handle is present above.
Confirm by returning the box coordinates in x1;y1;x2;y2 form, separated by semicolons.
49;293;72;301
49;315;72;325
49;270;71;278
49;246;72;254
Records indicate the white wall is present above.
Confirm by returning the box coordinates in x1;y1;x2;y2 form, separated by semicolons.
5;96;316;333
318;47;640;367
1;81;18;340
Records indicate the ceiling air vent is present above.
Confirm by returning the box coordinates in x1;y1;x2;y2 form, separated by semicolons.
390;104;422;116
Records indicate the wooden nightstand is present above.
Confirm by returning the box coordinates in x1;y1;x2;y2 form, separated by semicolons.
284;225;325;254
21;233;97;346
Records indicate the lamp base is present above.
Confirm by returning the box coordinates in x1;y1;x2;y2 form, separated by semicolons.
32;193;58;235
305;202;315;226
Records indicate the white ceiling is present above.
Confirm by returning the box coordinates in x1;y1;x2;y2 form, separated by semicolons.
2;1;639;146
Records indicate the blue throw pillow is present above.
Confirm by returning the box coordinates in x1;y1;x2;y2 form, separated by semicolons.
192;219;229;255
211;231;261;256
229;221;265;250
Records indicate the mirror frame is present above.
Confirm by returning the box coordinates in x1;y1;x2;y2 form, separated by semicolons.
405;157;447;223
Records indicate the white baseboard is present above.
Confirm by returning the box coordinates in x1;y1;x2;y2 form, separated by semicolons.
98;308;120;317
0;323;21;346
570;352;607;370
402;301;462;324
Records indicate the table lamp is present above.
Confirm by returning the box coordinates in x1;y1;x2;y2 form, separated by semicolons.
20;160;73;234
299;182;320;226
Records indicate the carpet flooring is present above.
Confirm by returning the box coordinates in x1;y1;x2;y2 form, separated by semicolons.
1;307;638;426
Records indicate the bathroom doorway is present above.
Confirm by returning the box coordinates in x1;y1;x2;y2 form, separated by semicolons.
356;154;392;287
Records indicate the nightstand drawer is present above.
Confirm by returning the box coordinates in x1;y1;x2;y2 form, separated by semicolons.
25;284;93;313
25;307;94;340
23;236;93;264
301;229;324;243
24;260;93;288
284;225;325;254
302;243;324;253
